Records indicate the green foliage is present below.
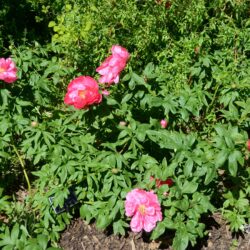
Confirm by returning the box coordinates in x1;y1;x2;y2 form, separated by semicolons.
0;0;250;249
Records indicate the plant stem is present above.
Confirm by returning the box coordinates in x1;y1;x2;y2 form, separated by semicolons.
12;144;31;192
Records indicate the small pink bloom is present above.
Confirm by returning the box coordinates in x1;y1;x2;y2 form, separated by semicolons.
102;89;110;96
247;139;250;151
150;176;173;188
96;45;129;85
125;189;162;232
119;121;127;126
64;76;102;109
160;119;168;128
0;58;18;83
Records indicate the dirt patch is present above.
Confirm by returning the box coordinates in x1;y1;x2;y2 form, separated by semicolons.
200;213;250;250
59;214;250;250
59;218;163;250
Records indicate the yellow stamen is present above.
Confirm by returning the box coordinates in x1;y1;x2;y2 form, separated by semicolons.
138;205;146;215
0;67;5;73
78;90;86;99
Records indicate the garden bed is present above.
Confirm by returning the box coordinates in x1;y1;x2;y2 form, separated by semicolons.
59;214;250;250
0;1;250;250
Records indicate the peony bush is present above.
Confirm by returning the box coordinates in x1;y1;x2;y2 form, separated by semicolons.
0;1;250;250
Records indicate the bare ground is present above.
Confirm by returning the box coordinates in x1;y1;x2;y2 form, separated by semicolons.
59;213;250;250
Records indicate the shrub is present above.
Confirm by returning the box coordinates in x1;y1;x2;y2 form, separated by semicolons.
0;1;249;250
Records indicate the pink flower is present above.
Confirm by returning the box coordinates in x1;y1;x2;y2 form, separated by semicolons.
150;176;173;188
247;139;250;151
125;189;162;232
0;58;18;83
102;89;110;96
64;76;102;109
160;119;168;128
111;45;130;60
96;45;129;85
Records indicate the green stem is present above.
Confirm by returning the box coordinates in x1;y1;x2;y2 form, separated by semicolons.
206;82;221;115
12;144;31;192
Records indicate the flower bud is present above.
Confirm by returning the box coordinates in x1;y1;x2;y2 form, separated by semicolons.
160;119;168;128
31;121;38;127
102;90;110;96
194;46;200;55
247;139;250;151
165;1;172;9
119;121;127;126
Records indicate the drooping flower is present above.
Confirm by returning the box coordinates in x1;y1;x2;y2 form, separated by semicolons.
150;176;173;188
96;45;129;85
0;58;18;83
125;189;162;232
64;76;102;109
160;119;168;128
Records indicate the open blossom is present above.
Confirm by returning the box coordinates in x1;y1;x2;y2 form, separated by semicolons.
96;45;129;85
150;176;173;188
160;119;168;128
125;189;162;232
0;58;18;83
64;76;102;109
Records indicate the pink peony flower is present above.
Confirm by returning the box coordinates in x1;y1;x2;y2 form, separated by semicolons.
96;45;129;85
125;189;162;232
111;45;130;60
0;58;18;83
150;176;173;188
64;76;102;109
160;119;168;128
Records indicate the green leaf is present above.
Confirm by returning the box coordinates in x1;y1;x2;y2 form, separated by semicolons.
10;224;19;244
15;99;32;106
48;21;56;27
182;181;198;194
80;204;92;223
0;151;10;158
132;73;146;86
162;217;176;230
121;93;133;104
25;243;43;250
202;57;211;67
204;165;217;185
151;221;166;240
37;234;48;250
143;62;155;78
113;220;126;236
184;158;193;177
128;78;135;90
228;151;239;176
215;150;228;168
173;226;189;250
96;212;112;229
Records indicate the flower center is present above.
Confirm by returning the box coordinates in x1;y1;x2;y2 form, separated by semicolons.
78;90;86;99
138;204;146;215
0;67;5;73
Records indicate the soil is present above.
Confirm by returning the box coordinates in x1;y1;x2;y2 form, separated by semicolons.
59;213;250;250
